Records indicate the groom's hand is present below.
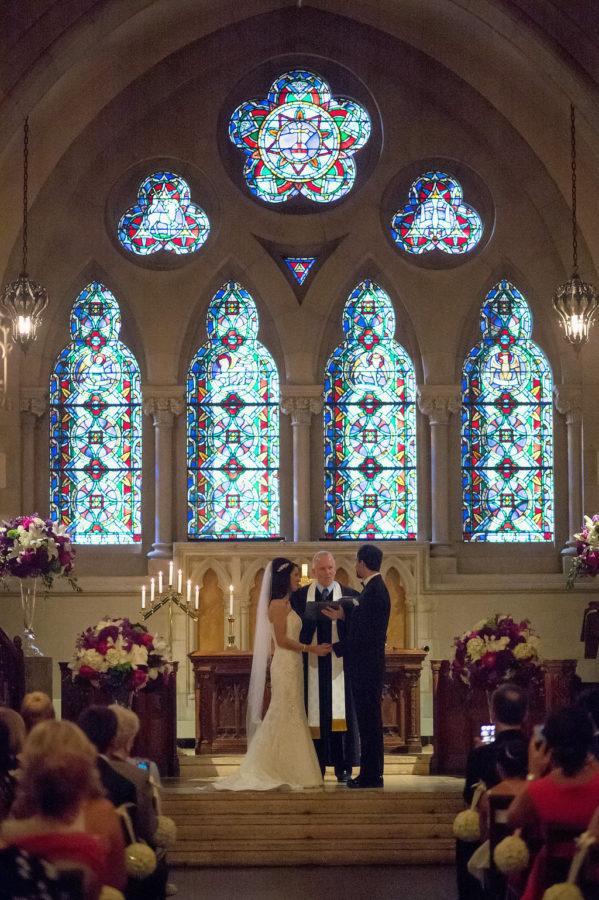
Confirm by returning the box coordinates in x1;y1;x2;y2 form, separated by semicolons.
322;606;344;620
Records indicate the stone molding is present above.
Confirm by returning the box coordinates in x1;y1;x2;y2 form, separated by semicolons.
20;387;47;418
553;384;583;426
280;394;323;424
417;385;461;425
143;389;185;426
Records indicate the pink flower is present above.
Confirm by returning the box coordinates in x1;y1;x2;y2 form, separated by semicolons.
141;633;154;648
77;665;96;679
481;651;497;668
132;669;147;687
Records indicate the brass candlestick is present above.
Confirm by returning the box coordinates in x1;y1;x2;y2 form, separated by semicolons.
141;587;198;659
227;614;237;649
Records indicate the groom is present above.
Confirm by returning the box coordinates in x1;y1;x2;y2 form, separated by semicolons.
292;550;359;782
323;543;390;788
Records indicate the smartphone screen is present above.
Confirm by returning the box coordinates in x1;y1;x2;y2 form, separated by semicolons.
533;724;545;742
480;724;495;744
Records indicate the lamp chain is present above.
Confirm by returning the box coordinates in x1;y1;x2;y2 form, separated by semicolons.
570;103;578;276
22;117;29;276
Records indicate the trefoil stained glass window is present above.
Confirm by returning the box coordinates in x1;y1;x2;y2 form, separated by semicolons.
50;282;142;544
284;257;316;285
187;282;280;539
118;171;210;255
462;280;553;542
324;280;417;539
229;70;371;204
391;171;482;255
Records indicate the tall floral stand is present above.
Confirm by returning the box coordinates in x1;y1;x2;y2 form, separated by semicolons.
16;577;53;697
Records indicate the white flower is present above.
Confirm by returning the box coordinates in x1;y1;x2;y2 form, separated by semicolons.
148;668;159;680
513;642;537;660
486;636;510;653
466;636;485;660
78;648;107;673
105;647;123;668
130;644;148;667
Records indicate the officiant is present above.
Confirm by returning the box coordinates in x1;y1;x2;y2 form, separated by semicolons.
292;551;359;782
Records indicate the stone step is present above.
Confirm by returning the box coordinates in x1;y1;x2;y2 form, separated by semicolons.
176;753;431;777
162;786;462;867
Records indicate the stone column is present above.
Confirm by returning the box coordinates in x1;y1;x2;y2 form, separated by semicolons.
417;385;461;557
280;389;323;542
554;384;583;556
20;389;46;513
143;392;184;559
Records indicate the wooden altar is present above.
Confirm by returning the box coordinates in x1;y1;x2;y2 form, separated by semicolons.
430;658;578;776
59;661;179;777
189;649;427;755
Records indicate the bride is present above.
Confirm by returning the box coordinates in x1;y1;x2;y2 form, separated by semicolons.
212;557;331;791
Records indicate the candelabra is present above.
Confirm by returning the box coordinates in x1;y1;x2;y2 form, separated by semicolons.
141;562;199;666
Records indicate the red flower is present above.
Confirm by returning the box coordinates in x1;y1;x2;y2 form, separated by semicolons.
77;665;96;679
132;669;147;687
141;633;154;648
481;652;497;668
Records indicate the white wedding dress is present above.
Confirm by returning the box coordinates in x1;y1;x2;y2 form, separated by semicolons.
211;609;323;791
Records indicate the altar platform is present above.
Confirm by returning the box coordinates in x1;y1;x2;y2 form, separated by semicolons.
162;751;463;868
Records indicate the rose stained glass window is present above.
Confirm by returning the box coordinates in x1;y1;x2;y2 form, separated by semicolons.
118;171;210;255
229;70;371;204
324;280;417;539
50;282;142;544
391;171;482;254
462;280;553;541
187;282;280;539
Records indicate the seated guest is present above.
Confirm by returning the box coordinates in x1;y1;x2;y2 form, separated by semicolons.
107;705;158;845
78;706;138;813
577;687;599;762
0;844;86;899
0;719;18;823
479;738;529;841
5;719;127;894
507;705;599;900
458;682;529;900
20;691;55;733
0;706;26;765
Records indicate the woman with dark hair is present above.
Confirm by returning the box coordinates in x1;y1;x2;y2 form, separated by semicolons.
212;557;331;791
507;705;599;900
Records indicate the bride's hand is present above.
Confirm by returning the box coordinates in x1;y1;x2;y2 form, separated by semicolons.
313;643;332;656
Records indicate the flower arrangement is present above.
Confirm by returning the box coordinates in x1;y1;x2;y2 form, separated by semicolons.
0;514;78;590
566;515;599;588
69;617;171;697
451;614;542;693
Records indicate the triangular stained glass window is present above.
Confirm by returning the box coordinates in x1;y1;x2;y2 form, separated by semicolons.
284;257;317;285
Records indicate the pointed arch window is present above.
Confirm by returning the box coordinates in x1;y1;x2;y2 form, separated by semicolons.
187;281;280;539
324;279;417;539
462;280;553;541
49;282;142;543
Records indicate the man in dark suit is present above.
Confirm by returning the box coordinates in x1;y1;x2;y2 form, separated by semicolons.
291;550;359;782
324;543;390;788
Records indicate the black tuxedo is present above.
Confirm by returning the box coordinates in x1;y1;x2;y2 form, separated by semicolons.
291;583;359;776
333;573;390;783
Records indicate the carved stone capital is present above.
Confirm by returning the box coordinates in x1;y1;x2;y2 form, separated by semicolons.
280;395;323;425
143;391;184;426
417;385;461;425
20;388;46;418
553;384;583;426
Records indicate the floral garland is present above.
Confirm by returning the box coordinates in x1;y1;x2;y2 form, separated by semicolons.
567;515;599;589
451;614;542;693
69;617;171;696
0;514;78;590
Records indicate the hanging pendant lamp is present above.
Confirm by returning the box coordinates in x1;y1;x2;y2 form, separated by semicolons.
0;118;49;351
552;105;598;351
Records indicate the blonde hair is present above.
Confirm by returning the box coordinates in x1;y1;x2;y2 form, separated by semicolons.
109;704;140;752
15;720;102;819
20;691;55;732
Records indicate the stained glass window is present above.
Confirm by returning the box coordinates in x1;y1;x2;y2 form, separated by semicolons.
391;171;482;255
229;70;371;204
462;280;553;542
284;257;316;285
187;281;280;539
118;171;210;255
50;282;142;544
324;280;417;539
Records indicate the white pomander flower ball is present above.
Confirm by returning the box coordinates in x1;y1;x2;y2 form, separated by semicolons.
494;833;530;873
99;888;126;900
125;842;157;879
452;809;480;841
154;814;177;848
542;885;584;900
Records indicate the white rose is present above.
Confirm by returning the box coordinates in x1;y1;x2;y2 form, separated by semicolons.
105;647;121;667
130;644;148;667
466;636;485;660
79;648;105;672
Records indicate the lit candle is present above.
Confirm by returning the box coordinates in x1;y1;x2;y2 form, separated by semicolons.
158;571;163;593
301;563;308;578
169;561;174;588
229;584;234;616
195;585;199;610
178;569;182;594
186;579;191;605
141;585;146;609
150;577;155;605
